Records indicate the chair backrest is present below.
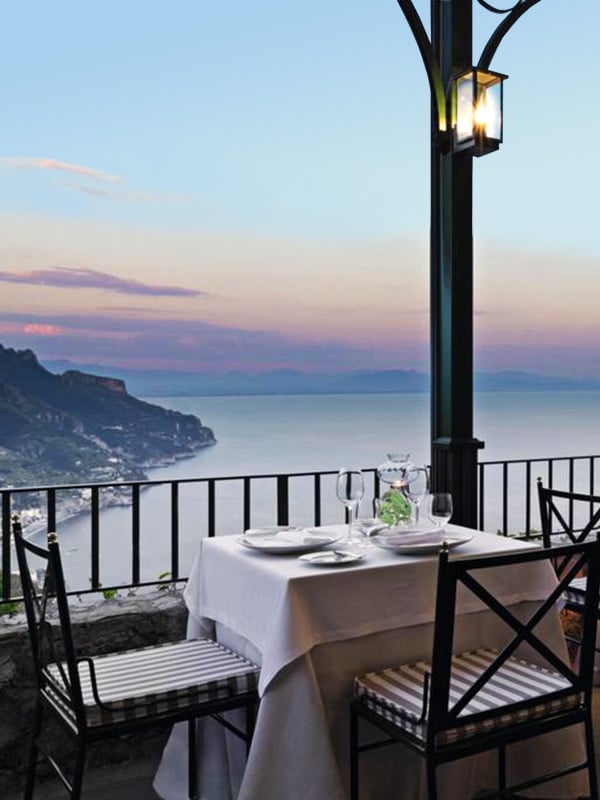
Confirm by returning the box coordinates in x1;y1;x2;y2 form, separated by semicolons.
537;478;600;549
426;538;600;745
13;518;86;725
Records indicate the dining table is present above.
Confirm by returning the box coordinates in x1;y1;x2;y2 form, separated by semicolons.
153;524;588;800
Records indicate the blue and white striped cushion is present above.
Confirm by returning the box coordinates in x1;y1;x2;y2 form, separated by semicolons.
44;638;259;727
563;576;588;607
355;648;579;745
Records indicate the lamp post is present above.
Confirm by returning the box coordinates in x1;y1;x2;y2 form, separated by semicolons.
395;0;542;527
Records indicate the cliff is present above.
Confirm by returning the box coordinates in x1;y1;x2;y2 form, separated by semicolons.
0;344;216;488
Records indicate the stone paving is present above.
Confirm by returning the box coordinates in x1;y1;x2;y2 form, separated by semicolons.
6;691;600;799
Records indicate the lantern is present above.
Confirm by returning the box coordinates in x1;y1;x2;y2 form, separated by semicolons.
453;68;507;156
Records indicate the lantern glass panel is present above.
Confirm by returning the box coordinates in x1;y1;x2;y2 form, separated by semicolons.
456;73;474;144
481;80;502;140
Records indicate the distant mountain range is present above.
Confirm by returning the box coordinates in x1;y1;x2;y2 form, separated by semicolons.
42;360;600;397
0;345;215;489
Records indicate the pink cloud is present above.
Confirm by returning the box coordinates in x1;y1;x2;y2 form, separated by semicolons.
1;157;122;183
23;323;62;336
0;267;204;297
65;182;191;204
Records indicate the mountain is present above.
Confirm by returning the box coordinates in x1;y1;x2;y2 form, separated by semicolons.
41;360;600;397
0;345;215;488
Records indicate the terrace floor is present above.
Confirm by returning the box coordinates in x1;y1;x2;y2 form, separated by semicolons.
6;690;600;800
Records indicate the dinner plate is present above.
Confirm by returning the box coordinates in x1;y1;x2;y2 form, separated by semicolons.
298;549;365;566
237;529;343;555
371;531;473;554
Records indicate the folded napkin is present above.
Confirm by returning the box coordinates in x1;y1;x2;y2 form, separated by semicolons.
245;529;333;546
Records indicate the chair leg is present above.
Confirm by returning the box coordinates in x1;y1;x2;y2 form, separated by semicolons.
70;740;86;800
245;701;256;756
187;718;198;800
24;698;44;800
584;713;599;800
426;758;438;800
498;744;506;793
349;704;359;800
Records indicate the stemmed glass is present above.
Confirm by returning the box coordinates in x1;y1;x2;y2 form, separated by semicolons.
404;466;430;526
336;468;364;544
429;493;453;530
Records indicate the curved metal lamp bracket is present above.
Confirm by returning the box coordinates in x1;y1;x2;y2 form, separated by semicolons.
395;0;447;132
477;0;542;70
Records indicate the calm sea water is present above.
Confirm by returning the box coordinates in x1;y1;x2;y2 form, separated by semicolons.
34;391;600;592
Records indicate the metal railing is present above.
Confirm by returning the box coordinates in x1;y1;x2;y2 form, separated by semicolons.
478;454;600;537
1;468;381;604
2;453;600;605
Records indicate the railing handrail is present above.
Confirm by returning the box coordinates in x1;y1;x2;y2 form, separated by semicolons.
3;466;377;495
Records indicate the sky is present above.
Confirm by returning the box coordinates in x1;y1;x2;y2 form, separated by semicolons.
0;1;599;377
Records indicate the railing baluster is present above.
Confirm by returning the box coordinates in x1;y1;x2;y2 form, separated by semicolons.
277;475;289;526
2;493;11;601
590;458;596;525
208;479;216;537
525;461;531;538
314;474;321;527
502;463;508;535
171;482;179;580
478;463;484;531
568;457;574;532
47;488;56;533
243;478;251;531
132;484;140;585
91;487;100;589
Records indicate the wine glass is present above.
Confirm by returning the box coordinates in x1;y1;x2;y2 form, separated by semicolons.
336;469;364;544
404;466;430;526
429;493;453;530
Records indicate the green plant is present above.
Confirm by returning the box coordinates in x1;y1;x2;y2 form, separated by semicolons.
377;490;412;526
157;571;177;592
92;579;120;601
0;600;22;616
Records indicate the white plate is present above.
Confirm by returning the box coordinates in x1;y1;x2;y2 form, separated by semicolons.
371;531;473;554
237;529;343;555
298;549;365;566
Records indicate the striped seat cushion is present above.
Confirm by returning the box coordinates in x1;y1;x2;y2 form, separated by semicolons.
44;638;259;727
355;648;579;746
563;575;588;607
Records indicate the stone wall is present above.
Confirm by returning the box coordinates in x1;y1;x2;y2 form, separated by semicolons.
0;591;188;794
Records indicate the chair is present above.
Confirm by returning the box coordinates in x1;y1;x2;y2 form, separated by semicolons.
13;518;260;800
537;478;600;616
349;539;600;800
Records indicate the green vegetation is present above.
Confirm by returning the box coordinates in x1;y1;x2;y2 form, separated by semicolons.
377;490;413;526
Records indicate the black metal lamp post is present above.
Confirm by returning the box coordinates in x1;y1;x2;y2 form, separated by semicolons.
395;0;542;527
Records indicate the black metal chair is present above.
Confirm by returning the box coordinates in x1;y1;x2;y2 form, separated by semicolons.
537;478;600;616
13;518;260;800
349;539;600;800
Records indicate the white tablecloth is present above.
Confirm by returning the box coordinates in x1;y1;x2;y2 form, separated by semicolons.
154;526;587;800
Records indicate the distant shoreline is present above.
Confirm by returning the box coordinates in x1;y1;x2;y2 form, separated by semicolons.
139;387;600;399
42;361;600;399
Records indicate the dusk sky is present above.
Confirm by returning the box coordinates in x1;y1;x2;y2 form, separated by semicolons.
1;1;598;377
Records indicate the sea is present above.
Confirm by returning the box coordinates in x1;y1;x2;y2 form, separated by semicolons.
27;390;600;593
